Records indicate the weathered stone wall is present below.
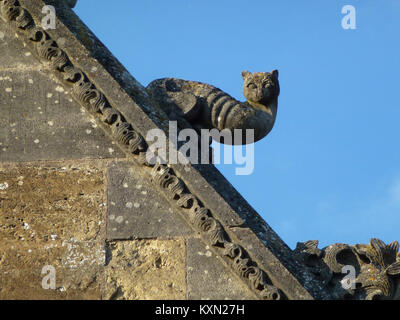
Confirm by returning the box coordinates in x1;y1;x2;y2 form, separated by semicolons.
0;17;258;299
0;161;256;300
5;0;398;300
0;0;321;301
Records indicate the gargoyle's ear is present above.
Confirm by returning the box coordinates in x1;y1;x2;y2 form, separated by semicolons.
241;70;251;79
271;69;279;79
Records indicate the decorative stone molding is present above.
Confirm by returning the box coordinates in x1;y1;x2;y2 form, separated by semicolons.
293;239;400;300
0;0;283;300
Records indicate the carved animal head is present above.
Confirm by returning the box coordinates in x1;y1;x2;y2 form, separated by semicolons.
242;70;280;107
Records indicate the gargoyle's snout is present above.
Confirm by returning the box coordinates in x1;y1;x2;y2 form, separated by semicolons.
255;89;263;101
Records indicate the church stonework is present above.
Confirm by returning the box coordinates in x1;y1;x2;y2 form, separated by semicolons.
0;0;398;300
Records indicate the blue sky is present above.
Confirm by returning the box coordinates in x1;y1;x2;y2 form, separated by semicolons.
75;1;400;249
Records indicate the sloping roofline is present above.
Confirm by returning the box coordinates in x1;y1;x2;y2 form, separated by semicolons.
1;0;335;299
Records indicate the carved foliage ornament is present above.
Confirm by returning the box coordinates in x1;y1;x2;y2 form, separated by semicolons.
294;239;400;299
0;0;282;300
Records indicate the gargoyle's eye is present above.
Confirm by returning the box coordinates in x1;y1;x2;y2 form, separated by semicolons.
263;81;272;88
247;83;257;89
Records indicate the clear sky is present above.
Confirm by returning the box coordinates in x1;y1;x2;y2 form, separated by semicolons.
74;0;400;249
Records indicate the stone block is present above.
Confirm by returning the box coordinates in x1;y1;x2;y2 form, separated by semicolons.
0;23;38;69
0;70;124;162
106;161;192;239
105;239;186;300
0;240;105;300
187;238;255;300
0;162;107;299
0;163;106;242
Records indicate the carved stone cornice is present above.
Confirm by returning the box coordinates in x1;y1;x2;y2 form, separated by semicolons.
0;0;288;300
294;239;400;300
